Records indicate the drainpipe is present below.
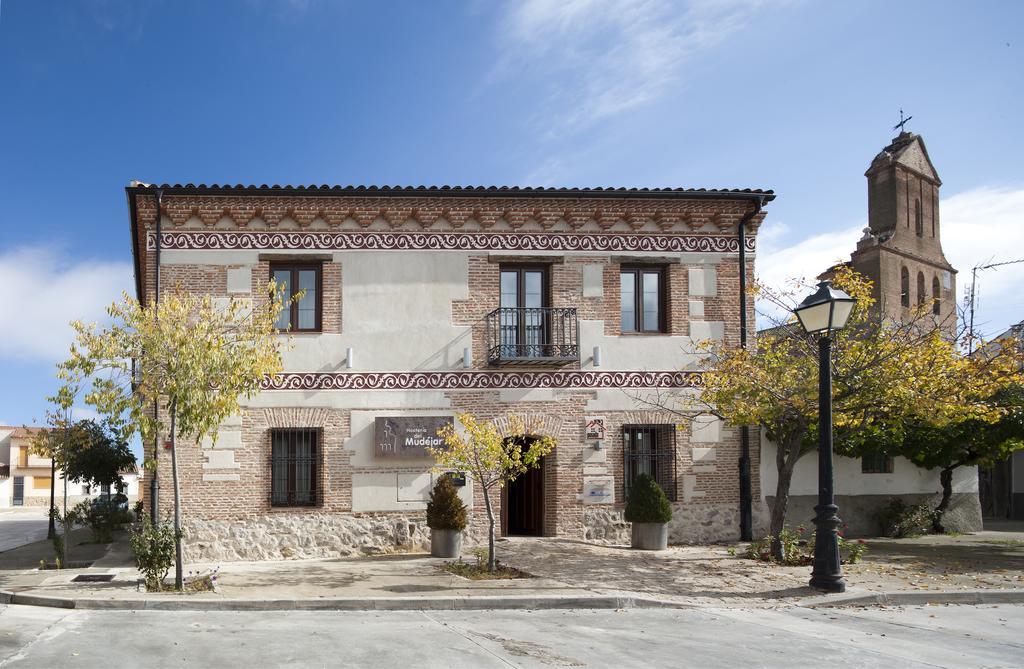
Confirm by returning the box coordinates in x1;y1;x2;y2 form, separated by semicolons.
149;188;163;525
737;196;764;542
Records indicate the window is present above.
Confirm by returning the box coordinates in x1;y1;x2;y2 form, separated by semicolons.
932;276;941;315
270;428;320;507
917;271;926;307
270;263;322;332
900;267;910;308
623;425;677;502
914;199;923;237
32;477;52;490
862;454;894;474
82;484;91;496
620;267;666;333
498;266;549;358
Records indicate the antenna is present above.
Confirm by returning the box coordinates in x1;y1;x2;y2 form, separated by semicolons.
967;257;1024;354
893;108;913;133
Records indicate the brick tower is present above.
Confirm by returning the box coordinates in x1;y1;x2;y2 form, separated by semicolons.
850;132;957;334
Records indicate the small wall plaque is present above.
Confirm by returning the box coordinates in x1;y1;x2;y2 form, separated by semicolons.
584;416;607;441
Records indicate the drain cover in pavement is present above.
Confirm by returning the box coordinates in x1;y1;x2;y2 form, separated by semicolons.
71;574;115;583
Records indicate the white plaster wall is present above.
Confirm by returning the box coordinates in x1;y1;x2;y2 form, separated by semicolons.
281;251;472;372
346;409;473;513
0;478;10;507
759;431;979;498
162;248;739;374
579;321;705;371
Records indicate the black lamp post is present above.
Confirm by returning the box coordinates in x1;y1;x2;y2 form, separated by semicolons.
794;280;856;594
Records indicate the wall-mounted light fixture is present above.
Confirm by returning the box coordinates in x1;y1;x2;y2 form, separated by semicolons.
592;345;602;367
463;347;472;369
593;440;604;451
345;347;354;369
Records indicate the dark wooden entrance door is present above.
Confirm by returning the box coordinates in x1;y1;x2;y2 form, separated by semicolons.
506;457;544;536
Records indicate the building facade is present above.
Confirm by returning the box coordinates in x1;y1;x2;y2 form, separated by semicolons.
0;426;140;509
127;184;773;561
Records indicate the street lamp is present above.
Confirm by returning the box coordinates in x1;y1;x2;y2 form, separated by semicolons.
794;280;855;593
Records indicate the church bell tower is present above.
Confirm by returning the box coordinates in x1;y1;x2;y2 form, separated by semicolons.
851;131;957;335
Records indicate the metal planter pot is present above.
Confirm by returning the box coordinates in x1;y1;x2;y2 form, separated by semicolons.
430;529;463;558
631;522;668;550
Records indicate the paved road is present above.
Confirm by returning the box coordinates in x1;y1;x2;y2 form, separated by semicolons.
0;510;49;553
0;604;1021;667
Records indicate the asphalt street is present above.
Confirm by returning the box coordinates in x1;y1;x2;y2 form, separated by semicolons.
0;510;49;553
0;603;1021;668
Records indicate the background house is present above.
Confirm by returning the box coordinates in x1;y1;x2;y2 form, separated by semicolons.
0;426;139;509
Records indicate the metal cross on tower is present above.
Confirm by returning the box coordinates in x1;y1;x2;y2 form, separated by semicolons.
893;108;913;133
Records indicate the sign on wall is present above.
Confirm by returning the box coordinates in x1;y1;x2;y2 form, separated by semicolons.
584;416;607;441
374;416;453;459
583;476;614;505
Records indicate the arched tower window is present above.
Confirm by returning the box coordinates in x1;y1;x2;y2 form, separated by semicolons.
914;199;923;237
932;276;941;315
901;267;910;307
917;271;926;306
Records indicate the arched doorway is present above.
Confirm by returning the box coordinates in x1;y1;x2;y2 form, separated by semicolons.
503;436;545;536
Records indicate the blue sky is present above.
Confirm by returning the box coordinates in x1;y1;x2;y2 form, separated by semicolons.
1;0;1023;431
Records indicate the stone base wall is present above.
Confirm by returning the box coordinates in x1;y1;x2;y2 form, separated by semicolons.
769;492;983;538
584;502;769;545
183;512;491;562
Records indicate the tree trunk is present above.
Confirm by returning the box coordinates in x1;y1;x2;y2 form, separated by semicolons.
169;400;184;590
482;485;496;572
62;465;70;566
932;466;955;534
769;433;803;562
47;457;56;540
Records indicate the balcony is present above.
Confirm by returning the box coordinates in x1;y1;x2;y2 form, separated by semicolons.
485;307;579;366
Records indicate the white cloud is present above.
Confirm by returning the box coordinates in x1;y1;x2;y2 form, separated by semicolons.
0;246;133;363
755;185;1024;338
494;0;770;132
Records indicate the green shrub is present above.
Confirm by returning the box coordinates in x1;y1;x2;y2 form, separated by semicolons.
73;500;115;544
624;474;672;524
129;517;176;590
747;525;868;565
426;474;468;531
874;498;934;538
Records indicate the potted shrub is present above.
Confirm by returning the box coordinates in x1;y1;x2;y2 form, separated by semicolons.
624;473;672;550
427;473;468;558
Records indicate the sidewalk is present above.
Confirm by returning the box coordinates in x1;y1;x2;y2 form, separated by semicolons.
1;528;1022;611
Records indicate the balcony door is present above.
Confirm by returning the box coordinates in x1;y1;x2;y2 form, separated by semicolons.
499;267;548;359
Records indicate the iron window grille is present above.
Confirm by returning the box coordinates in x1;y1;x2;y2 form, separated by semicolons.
623;424;677;502
270;428;321;507
861;453;894;474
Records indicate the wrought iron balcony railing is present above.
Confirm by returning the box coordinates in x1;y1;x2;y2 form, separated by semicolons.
485;307;579;366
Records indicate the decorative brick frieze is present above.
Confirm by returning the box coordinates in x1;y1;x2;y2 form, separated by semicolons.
135;194;767;236
262;371;704;391
149;230;755;254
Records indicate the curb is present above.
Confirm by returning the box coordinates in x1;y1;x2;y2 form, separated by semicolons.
0;590;677;612
800;589;1024;608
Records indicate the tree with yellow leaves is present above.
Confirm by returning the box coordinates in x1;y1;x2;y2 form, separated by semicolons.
432;413;556;572
698;266;1023;559
57;285;287;589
